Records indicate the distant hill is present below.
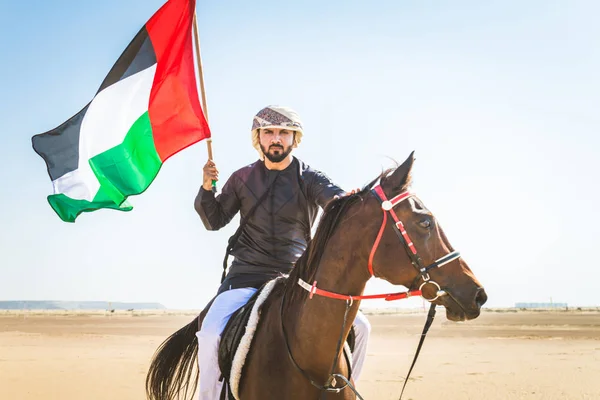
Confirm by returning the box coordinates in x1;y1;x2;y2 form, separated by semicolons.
0;301;166;310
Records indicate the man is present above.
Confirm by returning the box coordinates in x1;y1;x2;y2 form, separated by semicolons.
194;105;371;399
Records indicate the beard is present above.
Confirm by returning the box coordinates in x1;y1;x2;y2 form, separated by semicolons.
261;144;293;163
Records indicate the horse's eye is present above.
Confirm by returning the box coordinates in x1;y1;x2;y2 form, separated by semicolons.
419;219;431;229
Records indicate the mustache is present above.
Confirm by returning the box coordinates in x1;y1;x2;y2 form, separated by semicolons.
269;145;284;150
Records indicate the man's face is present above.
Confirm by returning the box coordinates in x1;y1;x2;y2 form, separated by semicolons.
259;128;295;163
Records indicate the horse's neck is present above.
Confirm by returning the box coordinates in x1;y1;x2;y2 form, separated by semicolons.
286;239;370;378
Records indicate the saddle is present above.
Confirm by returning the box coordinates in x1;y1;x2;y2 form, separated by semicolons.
216;279;356;400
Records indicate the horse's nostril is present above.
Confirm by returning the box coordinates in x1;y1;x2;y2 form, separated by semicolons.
475;288;488;307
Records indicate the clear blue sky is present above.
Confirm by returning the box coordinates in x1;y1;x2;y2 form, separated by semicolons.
0;1;598;309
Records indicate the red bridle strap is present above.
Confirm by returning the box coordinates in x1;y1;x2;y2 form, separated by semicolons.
298;278;422;302
368;186;415;276
295;186;426;303
367;210;387;276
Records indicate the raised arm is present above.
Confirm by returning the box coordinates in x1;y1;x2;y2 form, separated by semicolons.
194;160;240;230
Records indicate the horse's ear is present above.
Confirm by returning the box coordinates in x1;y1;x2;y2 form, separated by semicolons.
382;151;415;194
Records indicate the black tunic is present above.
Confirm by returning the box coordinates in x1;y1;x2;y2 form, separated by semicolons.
195;157;345;293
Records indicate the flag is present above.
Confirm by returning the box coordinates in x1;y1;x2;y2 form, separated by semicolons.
31;0;209;223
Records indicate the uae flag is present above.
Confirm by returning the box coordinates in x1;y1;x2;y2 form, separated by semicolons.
32;0;210;223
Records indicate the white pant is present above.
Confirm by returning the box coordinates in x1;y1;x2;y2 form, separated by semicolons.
196;288;371;400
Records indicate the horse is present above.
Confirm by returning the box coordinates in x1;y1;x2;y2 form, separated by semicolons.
146;152;487;399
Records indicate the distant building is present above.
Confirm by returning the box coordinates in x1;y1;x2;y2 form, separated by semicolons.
515;302;568;308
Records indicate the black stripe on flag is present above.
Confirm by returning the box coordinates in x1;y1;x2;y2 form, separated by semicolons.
97;26;157;93
32;104;89;181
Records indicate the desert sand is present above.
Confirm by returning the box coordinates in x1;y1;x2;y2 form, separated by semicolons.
1;309;599;400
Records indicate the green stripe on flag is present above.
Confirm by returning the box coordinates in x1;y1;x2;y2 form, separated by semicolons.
89;111;162;205
45;112;162;223
47;192;133;223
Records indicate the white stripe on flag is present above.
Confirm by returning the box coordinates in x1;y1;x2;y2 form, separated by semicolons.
55;64;157;201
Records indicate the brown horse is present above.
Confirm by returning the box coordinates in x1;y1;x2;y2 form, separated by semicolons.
146;152;487;399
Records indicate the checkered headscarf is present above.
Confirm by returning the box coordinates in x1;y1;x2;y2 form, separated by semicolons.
251;105;303;133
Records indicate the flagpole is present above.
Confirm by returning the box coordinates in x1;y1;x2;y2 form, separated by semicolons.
192;11;216;192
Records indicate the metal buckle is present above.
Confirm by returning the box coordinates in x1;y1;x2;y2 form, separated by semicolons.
419;280;446;302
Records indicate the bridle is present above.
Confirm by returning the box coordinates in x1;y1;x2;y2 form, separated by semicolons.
282;184;463;399
369;185;461;300
296;185;461;303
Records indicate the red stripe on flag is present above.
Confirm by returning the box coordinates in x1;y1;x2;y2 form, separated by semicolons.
146;0;210;162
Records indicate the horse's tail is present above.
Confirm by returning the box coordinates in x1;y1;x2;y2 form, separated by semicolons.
145;315;201;400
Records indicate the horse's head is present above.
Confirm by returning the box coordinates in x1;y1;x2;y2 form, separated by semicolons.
365;152;487;321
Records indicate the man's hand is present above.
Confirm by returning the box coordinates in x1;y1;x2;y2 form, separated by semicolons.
333;188;360;201
203;160;219;191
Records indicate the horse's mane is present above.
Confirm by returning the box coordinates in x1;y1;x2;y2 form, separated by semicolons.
281;164;411;306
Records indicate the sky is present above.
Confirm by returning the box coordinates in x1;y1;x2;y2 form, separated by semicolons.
0;0;598;310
